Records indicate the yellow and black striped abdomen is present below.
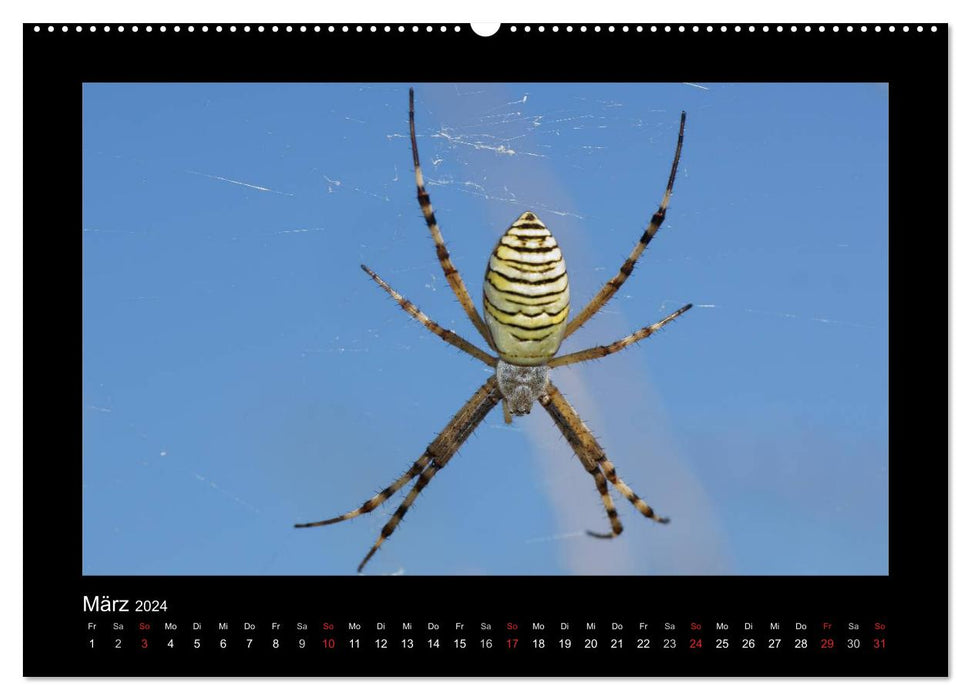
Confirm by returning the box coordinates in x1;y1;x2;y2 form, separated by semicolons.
483;212;570;366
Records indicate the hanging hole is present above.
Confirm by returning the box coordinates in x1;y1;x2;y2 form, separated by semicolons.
471;23;500;37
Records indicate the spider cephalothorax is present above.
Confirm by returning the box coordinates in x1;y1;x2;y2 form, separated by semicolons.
495;360;550;417
297;88;691;572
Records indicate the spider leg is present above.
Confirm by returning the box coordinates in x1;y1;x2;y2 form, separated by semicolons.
294;456;430;528
538;386;624;538
357;459;444;572
355;375;501;571
361;264;497;367
541;381;669;532
564;112;686;339
409;88;496;350
549;303;692;368
297;376;501;572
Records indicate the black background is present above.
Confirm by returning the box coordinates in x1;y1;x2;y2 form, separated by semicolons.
23;22;947;677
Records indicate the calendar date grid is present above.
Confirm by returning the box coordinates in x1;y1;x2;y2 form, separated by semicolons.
83;616;889;656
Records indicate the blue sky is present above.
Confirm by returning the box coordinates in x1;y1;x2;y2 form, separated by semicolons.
82;83;888;575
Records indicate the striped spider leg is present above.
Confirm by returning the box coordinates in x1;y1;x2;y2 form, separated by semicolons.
296;374;501;573
296;89;691;571
408;87;496;352
564;111;687;339
549;304;692;369
539;381;672;539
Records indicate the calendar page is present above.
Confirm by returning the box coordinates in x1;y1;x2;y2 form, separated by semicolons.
23;21;946;677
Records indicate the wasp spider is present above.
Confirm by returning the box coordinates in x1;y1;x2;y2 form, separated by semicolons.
296;89;691;572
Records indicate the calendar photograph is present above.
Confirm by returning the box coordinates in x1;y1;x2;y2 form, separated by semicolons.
82;81;889;577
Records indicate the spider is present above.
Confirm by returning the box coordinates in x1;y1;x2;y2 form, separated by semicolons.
296;88;691;572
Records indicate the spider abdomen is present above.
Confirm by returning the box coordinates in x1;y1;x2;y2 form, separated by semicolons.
483;212;570;366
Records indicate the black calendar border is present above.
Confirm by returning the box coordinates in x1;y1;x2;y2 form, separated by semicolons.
24;23;947;677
